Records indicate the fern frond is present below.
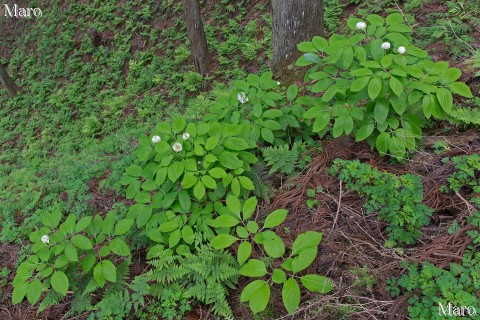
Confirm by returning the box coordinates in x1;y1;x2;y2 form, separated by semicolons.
262;143;299;175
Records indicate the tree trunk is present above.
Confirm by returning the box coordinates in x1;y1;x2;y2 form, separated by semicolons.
272;0;324;81
0;63;20;98
182;0;210;76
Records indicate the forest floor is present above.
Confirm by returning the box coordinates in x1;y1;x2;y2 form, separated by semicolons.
1;0;479;319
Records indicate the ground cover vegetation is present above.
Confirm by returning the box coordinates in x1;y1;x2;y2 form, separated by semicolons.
1;0;480;319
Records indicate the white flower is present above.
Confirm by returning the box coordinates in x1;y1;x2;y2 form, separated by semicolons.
277;81;281;85
152;135;161;143
172;142;183;152
237;92;249;104
41;235;49;244
356;21;367;30
381;42;391;50
182;132;190;140
397;46;406;54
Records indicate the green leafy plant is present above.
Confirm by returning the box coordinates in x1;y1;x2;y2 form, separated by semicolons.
261;143;300;175
331;159;433;245
12;209;134;307
121;116;258;231
297;12;473;159
206;72;311;146
440;154;480;197
306;187;323;209
145;244;239;319
209;199;334;314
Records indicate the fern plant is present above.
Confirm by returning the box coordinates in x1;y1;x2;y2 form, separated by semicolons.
261;143;300;175
145;243;239;319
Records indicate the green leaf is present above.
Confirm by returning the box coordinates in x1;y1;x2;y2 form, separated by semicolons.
178;190;191;211
82;253;96;273
114;219;133;236
26;278;43;304
205;136;219;150
12;283;28;304
422;95;433;119
287;84;299;101
75;216;93;233
237;241;252;265
231;177;241;197
448;82;473;98
226;195;242;218
291;231;323;256
376;132;390;155
263;209;288;229
193;180;205;200
181;172;198;189
272;269;287;284
201;175;217;189
210;215;240;228
436;88;453;113
168;162;184;182
368;77;382;100
238;176;254;190
312;112;331;132
126;165;142;177
136;205;153;228
109;238;130;256
181;225;195;244
247;221;259;234
240;259;268;277
261;128;274;143
355;122;374;142
223;137;251;151
292;247;317;273
172;117;186;133
389;76;403;96
218;152;243;169
282;278;301;314
350;68;373;77
343;46;354;68
444;68;462;82
208;167;226;179
300;275;334;293
262;231;286;258
51;271;69;296
169;229;181;248
64;244;78;262
386;12;404;25
158;220;179;232
210;234;238;249
350;76;371;92
100;260;117;282
71;234;93;250
321;85;338;102
243;197;257;220
374;99;389;124
333;115;353;138
240;280;270;314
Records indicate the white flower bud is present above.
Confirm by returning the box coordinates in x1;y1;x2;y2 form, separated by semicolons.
41;235;49;244
172;142;183;152
152;135;161;143
356;22;367;30
397;46;406;54
381;42;391;50
182;132;190;140
277;81;281;85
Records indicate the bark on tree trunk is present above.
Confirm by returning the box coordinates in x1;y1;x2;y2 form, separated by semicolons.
272;0;324;81
182;0;210;76
0;63;20;98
